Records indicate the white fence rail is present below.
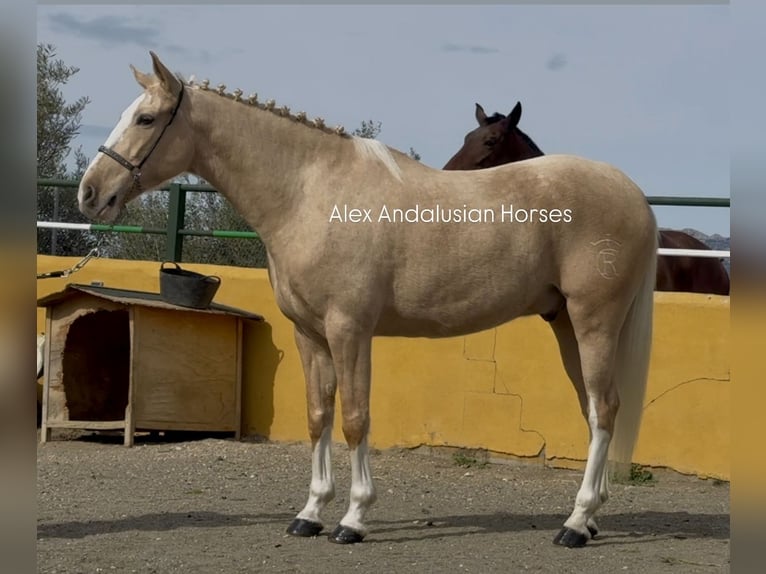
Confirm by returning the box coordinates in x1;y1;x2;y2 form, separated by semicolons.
37;221;731;259
657;248;730;258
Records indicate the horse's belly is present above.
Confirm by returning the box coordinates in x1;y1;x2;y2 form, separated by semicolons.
373;283;563;338
373;313;519;338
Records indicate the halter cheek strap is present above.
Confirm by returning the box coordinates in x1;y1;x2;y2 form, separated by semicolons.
98;85;185;187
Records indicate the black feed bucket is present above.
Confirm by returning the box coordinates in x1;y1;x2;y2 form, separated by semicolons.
159;262;221;309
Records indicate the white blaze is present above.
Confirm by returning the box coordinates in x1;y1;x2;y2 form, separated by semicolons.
78;94;145;203
103;93;146;148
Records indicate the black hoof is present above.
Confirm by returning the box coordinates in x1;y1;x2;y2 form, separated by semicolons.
328;524;365;544
286;518;323;537
553;527;589;548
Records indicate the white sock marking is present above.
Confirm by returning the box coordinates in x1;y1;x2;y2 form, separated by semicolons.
296;426;334;524
565;397;611;535
339;436;376;534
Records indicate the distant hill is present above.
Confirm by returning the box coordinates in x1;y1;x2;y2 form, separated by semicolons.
660;228;730;274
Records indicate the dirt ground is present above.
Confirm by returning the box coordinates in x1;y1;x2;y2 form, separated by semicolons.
37;432;730;574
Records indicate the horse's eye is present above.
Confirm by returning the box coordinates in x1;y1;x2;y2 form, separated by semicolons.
136;114;155;126
484;138;498;147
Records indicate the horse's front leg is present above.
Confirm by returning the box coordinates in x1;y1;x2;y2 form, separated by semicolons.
287;327;337;538
326;325;376;544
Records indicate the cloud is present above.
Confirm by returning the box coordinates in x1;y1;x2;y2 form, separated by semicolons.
441;42;499;55
47;12;161;48
546;53;568;71
44;12;229;65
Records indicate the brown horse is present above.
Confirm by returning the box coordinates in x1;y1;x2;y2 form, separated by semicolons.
444;102;730;295
78;52;658;548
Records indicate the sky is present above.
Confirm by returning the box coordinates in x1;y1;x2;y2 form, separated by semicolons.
37;3;730;236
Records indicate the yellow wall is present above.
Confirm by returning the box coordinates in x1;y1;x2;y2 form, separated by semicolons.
37;256;730;479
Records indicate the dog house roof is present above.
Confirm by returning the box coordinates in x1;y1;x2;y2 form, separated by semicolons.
37;283;264;321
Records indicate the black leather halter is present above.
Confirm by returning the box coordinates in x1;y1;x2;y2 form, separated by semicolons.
97;86;185;190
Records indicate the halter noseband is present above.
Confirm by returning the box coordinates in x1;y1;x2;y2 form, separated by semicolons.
98;85;185;189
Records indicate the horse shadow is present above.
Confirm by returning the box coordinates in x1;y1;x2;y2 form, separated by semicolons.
365;510;729;546
38;509;728;546
37;511;293;540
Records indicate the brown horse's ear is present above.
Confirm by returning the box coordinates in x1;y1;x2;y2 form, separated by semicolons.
507;101;522;128
131;64;154;90
475;103;489;126
149;51;182;97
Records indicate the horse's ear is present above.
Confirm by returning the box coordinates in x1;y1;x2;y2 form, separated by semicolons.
131;64;154;90
507;101;522;128
149;51;182;97
475;103;489;126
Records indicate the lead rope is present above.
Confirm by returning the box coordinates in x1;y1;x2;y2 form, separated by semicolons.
36;246;100;279
36;221;113;280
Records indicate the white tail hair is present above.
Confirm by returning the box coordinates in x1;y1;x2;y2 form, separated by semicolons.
608;230;658;474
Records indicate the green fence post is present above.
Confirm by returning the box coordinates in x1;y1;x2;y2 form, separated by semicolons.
166;182;186;262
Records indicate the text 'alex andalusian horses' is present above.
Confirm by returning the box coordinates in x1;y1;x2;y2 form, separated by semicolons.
79;52;658;548
443;101;729;295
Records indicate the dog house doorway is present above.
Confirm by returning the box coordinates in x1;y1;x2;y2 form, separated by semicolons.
62;309;130;422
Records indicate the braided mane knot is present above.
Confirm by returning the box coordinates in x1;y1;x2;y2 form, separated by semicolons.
189;76;348;137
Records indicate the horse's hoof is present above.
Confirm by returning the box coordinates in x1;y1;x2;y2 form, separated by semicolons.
286;518;323;537
553;527;588;548
328;524;365;544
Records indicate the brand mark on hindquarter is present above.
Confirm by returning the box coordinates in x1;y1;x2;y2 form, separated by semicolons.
590;238;621;279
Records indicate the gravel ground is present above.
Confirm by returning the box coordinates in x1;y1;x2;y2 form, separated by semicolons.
37;433;730;573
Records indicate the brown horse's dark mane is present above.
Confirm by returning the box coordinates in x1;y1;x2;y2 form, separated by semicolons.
484;112;506;124
516;128;544;157
485;110;545;157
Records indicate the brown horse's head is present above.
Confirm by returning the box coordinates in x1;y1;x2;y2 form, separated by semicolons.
443;101;544;170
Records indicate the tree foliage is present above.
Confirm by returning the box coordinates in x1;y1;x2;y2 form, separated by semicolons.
352;119;382;139
36;43;95;256
352;118;421;161
37;44;90;179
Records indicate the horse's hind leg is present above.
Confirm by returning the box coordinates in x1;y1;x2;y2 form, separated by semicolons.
325;321;376;544
287;327;338;538
553;303;623;548
549;309;607;539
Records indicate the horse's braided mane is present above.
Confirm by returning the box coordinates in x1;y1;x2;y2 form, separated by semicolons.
182;74;350;138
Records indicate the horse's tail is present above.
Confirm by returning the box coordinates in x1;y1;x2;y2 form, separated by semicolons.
608;230;658;475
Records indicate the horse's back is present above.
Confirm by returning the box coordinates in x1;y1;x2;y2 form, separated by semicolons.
657;230;730;295
369;154;658;335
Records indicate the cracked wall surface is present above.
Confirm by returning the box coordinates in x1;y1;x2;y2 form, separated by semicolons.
38;257;730;479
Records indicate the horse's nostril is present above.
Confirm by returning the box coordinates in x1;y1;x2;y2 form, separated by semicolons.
82;184;96;205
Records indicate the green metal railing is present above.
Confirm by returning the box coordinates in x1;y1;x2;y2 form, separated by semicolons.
37;178;730;263
38;178;263;261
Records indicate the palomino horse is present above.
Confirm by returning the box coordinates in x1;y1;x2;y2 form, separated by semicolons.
78;52;657;548
444;102;730;295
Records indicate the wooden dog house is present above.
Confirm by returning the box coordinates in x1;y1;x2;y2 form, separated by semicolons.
37;283;263;446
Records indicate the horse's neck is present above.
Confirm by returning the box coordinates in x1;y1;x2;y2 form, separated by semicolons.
185;88;346;240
